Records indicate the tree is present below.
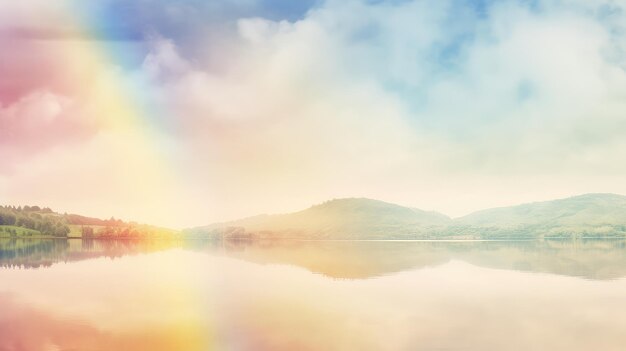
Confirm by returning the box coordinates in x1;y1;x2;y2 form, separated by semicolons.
82;226;95;238
7;213;16;225
54;225;69;237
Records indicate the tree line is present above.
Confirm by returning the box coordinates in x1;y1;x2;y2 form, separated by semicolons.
1;205;179;239
0;205;70;237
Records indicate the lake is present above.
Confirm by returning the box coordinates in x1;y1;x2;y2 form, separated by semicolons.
1;238;625;351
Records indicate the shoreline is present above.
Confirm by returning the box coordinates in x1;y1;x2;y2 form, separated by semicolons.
1;236;625;241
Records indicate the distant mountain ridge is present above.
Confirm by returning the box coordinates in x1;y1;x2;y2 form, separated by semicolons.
451;193;626;238
188;194;626;240
188;198;451;240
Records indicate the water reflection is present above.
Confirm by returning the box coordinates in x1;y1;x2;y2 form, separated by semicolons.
0;238;176;269
199;239;626;280
0;245;625;351
2;238;625;279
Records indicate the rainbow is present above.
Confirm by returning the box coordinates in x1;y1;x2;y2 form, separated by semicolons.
28;3;186;216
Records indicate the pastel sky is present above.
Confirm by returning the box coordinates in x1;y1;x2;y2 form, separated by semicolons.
1;0;626;228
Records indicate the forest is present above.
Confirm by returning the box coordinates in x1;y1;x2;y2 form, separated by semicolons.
0;205;177;239
0;205;70;237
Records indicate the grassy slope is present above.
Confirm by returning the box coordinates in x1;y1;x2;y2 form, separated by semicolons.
67;225;107;238
0;225;44;237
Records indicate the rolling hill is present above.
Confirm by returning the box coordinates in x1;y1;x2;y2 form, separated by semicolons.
450;193;626;238
187;198;451;240
0;205;178;239
188;194;626;240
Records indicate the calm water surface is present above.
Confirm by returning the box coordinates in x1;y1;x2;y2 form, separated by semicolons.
1;239;625;351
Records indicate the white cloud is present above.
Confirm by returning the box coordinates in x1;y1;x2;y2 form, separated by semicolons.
4;0;626;225
152;0;626;219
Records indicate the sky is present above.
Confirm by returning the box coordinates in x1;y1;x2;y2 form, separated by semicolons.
1;0;626;228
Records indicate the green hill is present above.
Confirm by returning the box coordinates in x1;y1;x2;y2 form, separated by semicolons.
0;206;69;237
188;198;451;240
188;194;626;240
451;193;626;238
0;205;178;239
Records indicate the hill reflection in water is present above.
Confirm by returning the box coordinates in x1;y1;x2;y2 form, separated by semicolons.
2;237;626;351
2;238;625;280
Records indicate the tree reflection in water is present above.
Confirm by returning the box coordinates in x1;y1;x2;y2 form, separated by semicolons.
2;238;625;280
